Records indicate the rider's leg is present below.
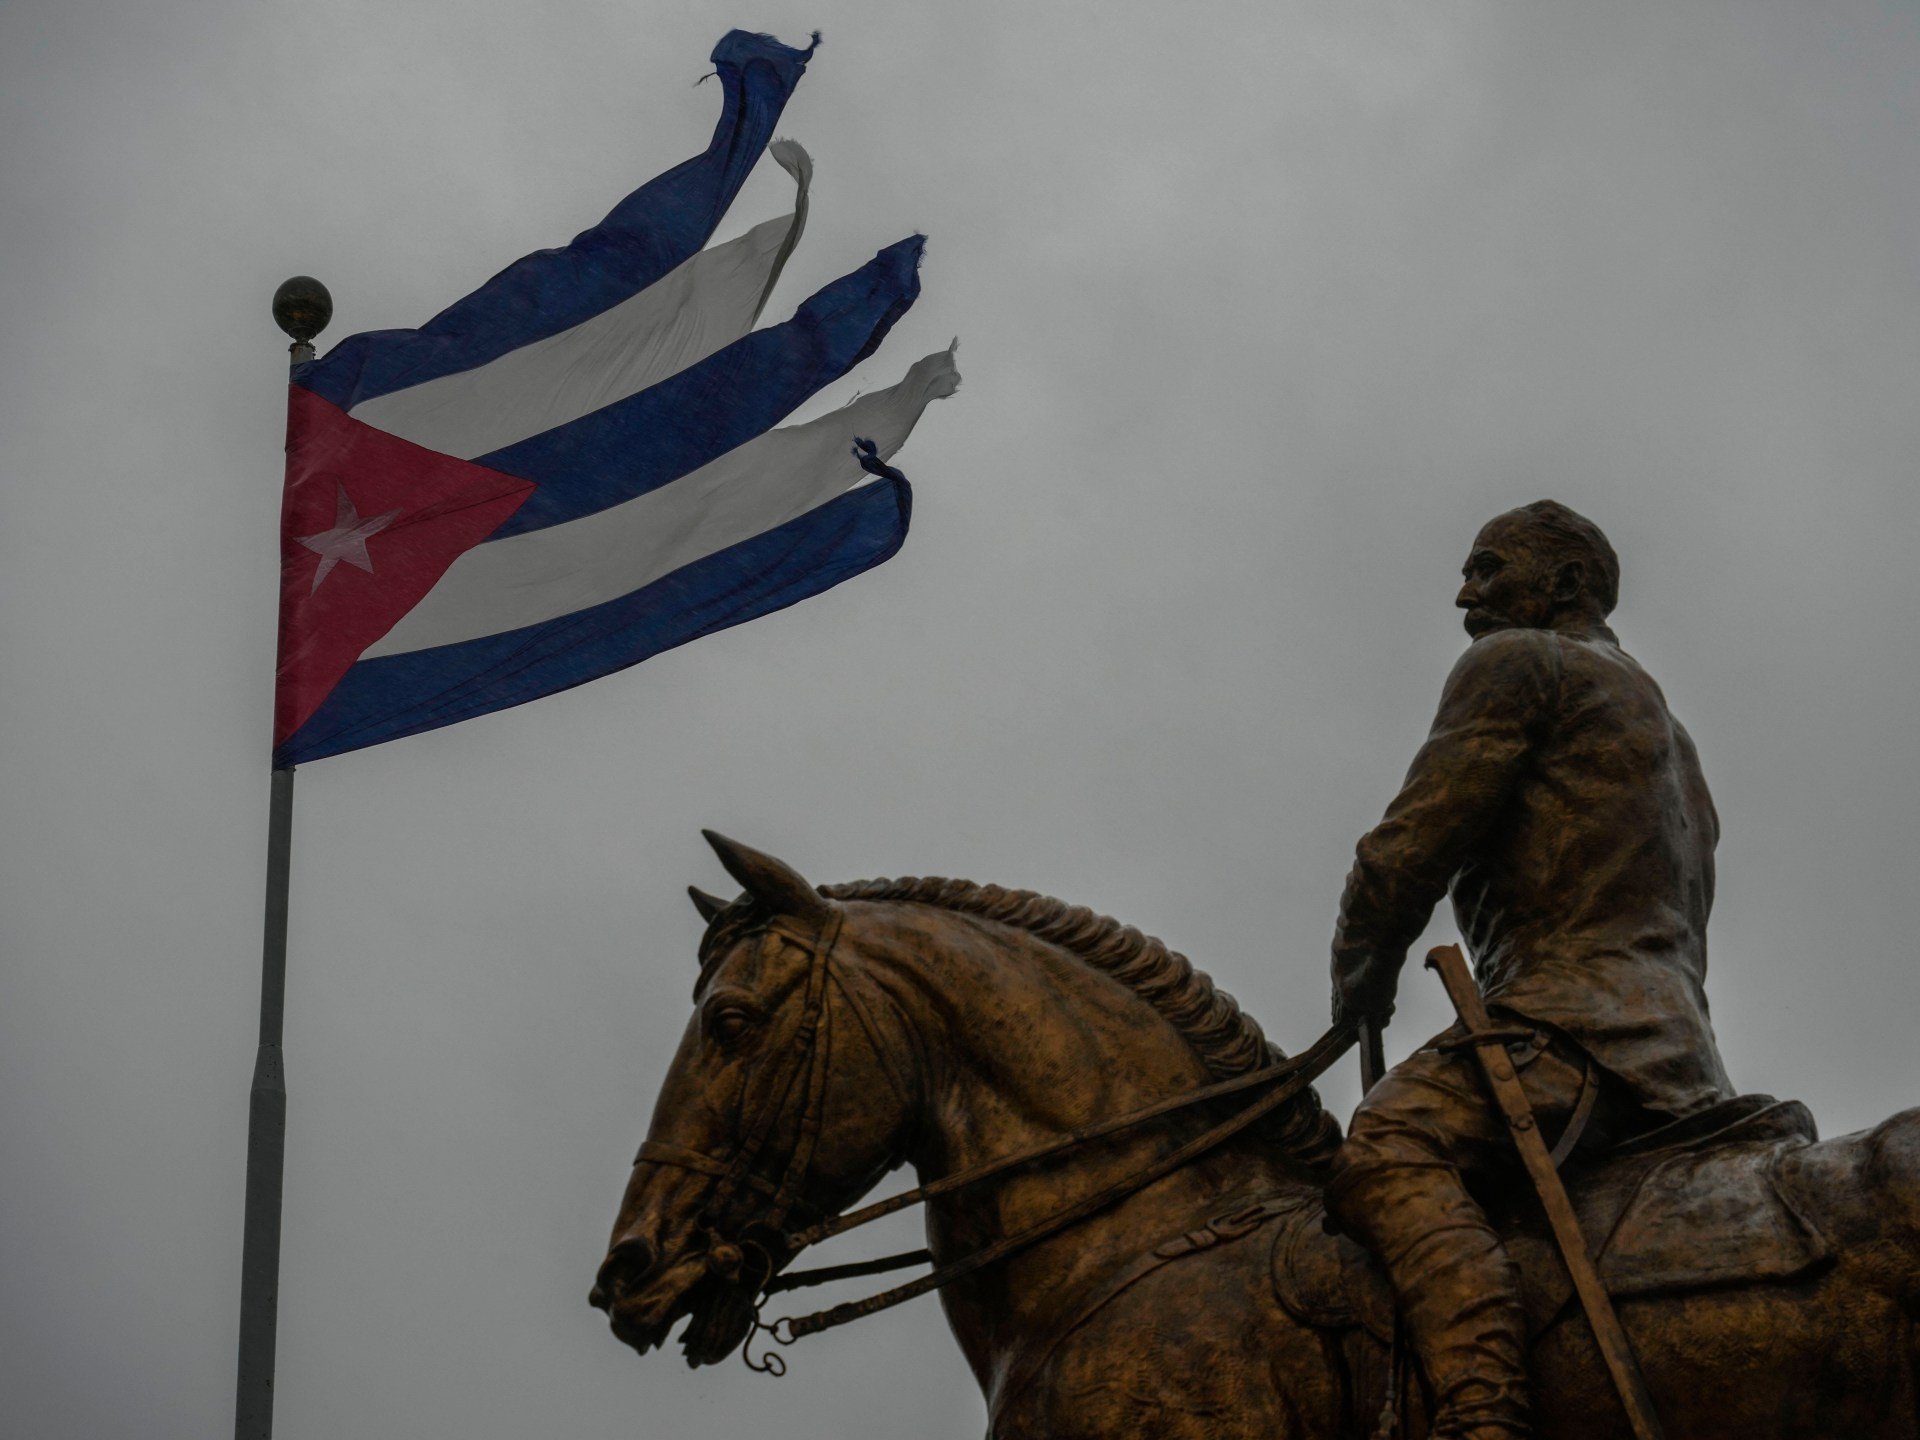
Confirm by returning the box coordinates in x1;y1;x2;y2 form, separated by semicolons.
1325;1025;1601;1439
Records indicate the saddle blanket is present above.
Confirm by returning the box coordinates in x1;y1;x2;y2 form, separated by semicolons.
1274;1094;1830;1343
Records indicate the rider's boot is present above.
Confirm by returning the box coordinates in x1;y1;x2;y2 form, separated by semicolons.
1327;1136;1534;1438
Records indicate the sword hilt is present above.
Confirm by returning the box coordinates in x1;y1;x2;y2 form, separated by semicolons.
1425;942;1491;1030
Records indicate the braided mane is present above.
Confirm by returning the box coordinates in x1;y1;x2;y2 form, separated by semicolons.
823;877;1268;1074
815;876;1342;1163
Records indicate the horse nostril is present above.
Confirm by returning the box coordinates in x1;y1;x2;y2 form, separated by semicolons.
612;1234;657;1275
591;1235;657;1310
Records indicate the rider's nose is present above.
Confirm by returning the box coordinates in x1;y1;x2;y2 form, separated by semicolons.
589;1234;657;1310
1456;583;1478;610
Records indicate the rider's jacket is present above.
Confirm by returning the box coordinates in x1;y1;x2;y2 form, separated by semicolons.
1332;622;1733;1118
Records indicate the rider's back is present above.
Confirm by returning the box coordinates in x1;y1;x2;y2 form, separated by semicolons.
1450;626;1732;1118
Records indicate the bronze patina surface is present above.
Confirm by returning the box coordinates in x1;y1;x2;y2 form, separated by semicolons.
593;833;1920;1438
1327;502;1730;1437
590;506;1919;1437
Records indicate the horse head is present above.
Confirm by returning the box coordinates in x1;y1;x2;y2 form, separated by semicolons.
593;836;1343;1381
590;833;922;1366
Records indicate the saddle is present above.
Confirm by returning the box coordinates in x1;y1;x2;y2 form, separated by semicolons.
1272;1093;1830;1347
989;1096;1829;1438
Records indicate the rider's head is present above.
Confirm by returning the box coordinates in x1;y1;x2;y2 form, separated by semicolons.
1456;500;1618;640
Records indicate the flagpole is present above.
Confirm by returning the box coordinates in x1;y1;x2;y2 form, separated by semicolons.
235;277;331;1440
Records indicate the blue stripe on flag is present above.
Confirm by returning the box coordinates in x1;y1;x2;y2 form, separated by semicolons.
274;475;911;766
480;235;923;537
294;29;816;413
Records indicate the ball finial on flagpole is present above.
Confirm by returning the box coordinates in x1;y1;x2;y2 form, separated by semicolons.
272;276;332;363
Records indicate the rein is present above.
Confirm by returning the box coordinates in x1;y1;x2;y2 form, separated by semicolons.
637;908;1356;1356
766;1019;1355;1342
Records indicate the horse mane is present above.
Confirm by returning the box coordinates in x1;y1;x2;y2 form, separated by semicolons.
815;876;1342;1165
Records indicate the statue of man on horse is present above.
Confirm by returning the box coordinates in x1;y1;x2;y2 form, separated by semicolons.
1325;500;1734;1439
592;502;1920;1440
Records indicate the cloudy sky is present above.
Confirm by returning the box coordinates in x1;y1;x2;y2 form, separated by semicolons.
6;2;1920;1436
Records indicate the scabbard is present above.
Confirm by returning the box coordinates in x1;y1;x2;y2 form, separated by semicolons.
1425;944;1667;1440
1358;1016;1387;1094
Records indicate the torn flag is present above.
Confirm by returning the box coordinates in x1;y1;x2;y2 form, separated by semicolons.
274;29;958;767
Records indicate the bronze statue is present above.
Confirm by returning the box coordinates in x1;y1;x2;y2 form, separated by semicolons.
587;506;1920;1435
592;831;1920;1438
1325;501;1731;1438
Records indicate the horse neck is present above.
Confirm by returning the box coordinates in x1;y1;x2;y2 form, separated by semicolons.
852;904;1301;1395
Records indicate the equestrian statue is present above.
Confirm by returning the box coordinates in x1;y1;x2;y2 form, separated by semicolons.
591;503;1920;1438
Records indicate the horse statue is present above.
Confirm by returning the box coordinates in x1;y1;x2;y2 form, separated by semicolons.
590;834;1920;1438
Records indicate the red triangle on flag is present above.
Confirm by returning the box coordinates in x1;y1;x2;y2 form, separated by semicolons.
275;387;535;747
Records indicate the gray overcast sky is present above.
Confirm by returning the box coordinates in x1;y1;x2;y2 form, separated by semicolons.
6;2;1920;1436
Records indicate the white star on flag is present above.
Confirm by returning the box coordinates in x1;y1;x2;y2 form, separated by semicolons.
299;483;400;592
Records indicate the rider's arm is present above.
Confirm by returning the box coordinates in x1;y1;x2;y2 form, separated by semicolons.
1330;629;1560;1023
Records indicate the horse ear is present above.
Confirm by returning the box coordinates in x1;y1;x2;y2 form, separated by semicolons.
702;830;831;922
687;886;729;924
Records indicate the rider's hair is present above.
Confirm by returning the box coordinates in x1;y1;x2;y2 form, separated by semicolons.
1517;499;1620;617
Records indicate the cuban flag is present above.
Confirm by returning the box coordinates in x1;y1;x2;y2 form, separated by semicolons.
274;30;958;767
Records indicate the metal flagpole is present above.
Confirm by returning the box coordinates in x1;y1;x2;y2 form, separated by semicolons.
234;277;331;1440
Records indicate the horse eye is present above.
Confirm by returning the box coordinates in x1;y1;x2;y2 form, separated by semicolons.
708;1007;757;1045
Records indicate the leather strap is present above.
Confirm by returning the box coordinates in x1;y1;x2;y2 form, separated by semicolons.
673;922;1355;1360
1434;1027;1540;1052
764;1247;933;1294
1549;1057;1602;1169
772;1022;1356;1341
638;1140;771;1191
825;971;910;1104
786;1032;1346;1252
1427;944;1667;1440
701;911;842;1235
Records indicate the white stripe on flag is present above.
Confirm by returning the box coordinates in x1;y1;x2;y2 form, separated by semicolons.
349;141;814;460
363;345;960;659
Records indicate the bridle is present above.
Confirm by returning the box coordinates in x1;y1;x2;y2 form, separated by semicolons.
628;906;1356;1367
634;909;847;1294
